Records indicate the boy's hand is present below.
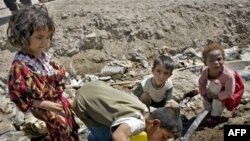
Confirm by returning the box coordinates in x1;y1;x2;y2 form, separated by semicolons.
139;93;151;107
165;100;179;108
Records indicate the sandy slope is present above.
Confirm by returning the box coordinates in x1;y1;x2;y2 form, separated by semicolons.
0;0;250;141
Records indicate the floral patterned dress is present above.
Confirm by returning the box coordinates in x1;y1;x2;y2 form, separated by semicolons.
8;51;79;141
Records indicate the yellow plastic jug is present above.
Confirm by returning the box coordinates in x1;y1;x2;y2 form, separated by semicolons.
131;131;147;141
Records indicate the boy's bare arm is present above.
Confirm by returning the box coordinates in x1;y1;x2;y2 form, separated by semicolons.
112;123;132;141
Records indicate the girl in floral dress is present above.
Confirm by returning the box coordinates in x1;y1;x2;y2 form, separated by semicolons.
7;4;79;141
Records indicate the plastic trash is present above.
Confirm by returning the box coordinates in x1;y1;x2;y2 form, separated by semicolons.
181;109;210;141
132;131;147;141
238;69;250;81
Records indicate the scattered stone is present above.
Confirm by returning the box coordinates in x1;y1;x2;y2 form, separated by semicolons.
61;13;68;19
85;74;99;81
100;62;126;76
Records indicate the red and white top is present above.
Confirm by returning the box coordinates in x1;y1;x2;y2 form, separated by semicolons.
199;65;235;100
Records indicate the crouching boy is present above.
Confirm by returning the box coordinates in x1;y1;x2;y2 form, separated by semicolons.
72;81;182;141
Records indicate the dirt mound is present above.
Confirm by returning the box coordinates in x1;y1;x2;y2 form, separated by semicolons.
0;0;250;141
1;0;250;75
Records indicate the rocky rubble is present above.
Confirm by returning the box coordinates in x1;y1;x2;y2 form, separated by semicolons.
0;46;249;141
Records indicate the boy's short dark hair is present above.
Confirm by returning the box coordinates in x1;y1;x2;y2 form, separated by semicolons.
151;107;182;138
152;55;175;73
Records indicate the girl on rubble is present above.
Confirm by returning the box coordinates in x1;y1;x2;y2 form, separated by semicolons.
199;42;245;127
7;4;79;140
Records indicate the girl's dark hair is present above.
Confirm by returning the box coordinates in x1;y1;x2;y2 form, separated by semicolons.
202;42;225;65
152;55;175;73
7;4;55;48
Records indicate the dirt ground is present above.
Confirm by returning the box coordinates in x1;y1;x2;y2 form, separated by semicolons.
0;0;250;141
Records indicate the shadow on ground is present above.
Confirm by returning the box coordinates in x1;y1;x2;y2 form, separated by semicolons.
0;15;10;26
0;6;10;26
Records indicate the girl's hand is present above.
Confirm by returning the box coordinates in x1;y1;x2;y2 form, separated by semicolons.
42;100;63;112
203;95;213;103
207;93;218;99
33;100;63;112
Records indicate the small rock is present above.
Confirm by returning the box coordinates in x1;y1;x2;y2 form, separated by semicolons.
61;13;68;19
